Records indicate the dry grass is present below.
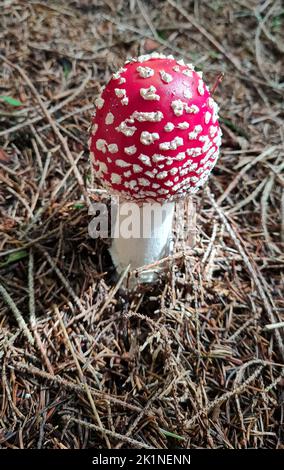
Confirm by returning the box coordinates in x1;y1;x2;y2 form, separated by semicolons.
0;0;284;449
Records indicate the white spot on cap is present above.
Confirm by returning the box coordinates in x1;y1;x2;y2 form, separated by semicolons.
159;136;183;151
191;176;199;183
137;52;170;63
160;70;173;83
182;69;193;77
131;111;163;122
95;97;104;109
96;139;107;152
124;145;137;155
170;167;178;175
189;163;198;171
188;125;203;140
96;161;107;176
116;121;137;137
202;139;213;153
185;104;199;114
207;97;214;108
140;86;160;101
138;178;150;186
204;111;211;124
172;65;180;72
203;160;215;171
180;167;189;176
108;144;118;154
112;68;126;80
175;152;186;161
105;113;114;125
124;170;131;178
112;71;121;80
164;122;175;132
116;159;130;168
202;145;216;163
157;171;168;179
125;180;137;190
140;131;159;145
152;154;166;163
111;173;121;184
138;154;152;166
137;66;154;78
183;89;192;99
171;99;186;116
197;80;205;96
177;122;189;129
115;88;129;105
212;101;219;123
177;59;185;66
133;164;143;173
92;123;98;135
186;147;202;157
115;88;126;98
211;149;219;161
209;125;218;137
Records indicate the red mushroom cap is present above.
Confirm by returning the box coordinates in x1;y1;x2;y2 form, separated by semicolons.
89;53;222;203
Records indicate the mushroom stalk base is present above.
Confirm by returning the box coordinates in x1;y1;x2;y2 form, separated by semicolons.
109;201;175;285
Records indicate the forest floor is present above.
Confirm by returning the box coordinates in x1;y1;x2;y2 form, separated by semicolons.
0;0;284;449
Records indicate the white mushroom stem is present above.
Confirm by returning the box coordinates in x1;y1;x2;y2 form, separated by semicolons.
109;201;175;283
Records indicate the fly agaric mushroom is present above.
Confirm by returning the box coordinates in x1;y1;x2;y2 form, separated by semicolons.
89;52;221;282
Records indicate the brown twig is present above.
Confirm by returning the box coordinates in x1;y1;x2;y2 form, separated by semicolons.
54;305;111;448
66;416;154;449
0;283;34;345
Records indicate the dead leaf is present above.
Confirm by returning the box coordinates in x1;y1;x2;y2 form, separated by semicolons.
0;148;10;163
143;38;160;52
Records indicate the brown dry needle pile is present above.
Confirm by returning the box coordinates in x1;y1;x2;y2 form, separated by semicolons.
0;0;283;449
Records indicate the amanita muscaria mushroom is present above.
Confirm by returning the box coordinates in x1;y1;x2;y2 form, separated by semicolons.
89;52;221;282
